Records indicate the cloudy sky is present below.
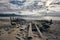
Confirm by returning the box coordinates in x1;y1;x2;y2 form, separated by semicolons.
0;0;60;16
0;0;60;20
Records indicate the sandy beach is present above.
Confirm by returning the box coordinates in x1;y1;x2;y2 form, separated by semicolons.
0;19;60;40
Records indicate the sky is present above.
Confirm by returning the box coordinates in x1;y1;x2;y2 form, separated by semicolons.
0;0;60;15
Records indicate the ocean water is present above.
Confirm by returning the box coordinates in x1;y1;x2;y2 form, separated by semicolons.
0;16;60;20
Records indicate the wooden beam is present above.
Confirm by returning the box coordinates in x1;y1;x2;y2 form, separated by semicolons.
28;23;33;39
35;24;46;40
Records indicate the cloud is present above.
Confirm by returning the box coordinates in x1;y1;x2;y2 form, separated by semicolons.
0;0;60;16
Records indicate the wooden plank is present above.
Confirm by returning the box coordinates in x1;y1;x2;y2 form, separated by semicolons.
28;23;33;39
35;24;46;40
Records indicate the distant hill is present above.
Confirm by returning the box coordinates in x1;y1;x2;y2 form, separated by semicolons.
0;14;21;17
